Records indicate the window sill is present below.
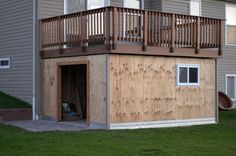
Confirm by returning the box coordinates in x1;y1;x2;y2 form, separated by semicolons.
177;84;200;87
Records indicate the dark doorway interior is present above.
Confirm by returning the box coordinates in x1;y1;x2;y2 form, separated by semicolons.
61;64;87;121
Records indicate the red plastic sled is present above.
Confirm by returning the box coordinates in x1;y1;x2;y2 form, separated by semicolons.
218;92;233;111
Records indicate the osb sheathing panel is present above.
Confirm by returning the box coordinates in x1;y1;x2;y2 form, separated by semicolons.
109;55;216;123
44;55;106;124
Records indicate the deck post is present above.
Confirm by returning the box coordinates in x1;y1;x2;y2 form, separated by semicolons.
195;16;201;54
218;20;223;56
58;16;63;49
105;7;112;50
143;10;148;51
39;20;43;50
170;14;175;53
81;12;87;52
112;7;117;50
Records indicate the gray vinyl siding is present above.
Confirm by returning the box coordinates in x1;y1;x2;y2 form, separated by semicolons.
220;17;236;96
162;0;190;14
144;0;151;10
0;0;33;104
38;0;64;19
202;0;225;19
218;46;236;92
150;0;162;11
201;0;236;94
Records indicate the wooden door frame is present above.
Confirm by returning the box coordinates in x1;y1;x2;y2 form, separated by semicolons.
57;60;90;126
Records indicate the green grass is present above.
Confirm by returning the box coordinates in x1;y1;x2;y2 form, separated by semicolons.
0;110;236;156
0;91;31;109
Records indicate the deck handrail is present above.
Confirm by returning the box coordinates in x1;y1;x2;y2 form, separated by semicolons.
40;6;223;54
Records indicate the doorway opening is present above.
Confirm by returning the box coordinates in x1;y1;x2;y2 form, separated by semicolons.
59;64;88;125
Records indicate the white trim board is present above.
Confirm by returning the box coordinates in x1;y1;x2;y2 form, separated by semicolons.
225;74;236;101
110;118;216;130
32;0;37;120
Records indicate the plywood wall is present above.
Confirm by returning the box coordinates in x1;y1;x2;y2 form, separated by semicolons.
109;55;216;123
44;55;107;124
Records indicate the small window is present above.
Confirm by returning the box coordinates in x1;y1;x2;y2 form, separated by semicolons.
87;0;105;9
64;0;86;14
226;75;236;100
64;0;106;14
0;58;10;69
124;0;141;9
177;64;200;86
190;0;201;16
226;5;236;45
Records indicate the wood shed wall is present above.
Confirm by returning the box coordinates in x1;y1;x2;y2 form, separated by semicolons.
43;55;107;125
109;55;216;123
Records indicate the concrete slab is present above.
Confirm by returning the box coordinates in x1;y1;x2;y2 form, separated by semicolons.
2;120;99;132
232;104;236;109
231;101;236;109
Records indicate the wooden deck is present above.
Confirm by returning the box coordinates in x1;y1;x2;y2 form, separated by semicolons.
40;6;224;59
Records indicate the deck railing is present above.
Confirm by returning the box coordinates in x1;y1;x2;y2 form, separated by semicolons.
40;6;223;53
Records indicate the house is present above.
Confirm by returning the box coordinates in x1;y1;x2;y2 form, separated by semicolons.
0;0;235;129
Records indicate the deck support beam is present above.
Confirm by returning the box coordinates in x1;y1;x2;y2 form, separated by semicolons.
41;44;220;59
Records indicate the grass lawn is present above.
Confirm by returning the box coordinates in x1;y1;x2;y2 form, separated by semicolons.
0;91;31;109
0;110;236;156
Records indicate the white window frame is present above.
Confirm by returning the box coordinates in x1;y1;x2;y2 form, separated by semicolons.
225;74;236;100
225;4;236;46
176;64;200;86
190;0;202;16
0;58;10;69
